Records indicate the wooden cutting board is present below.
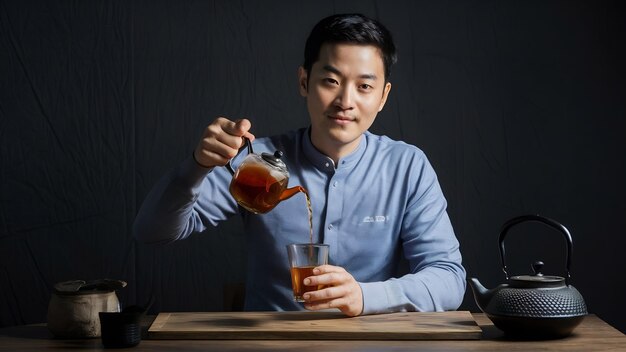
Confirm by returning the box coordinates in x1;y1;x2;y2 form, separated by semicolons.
148;311;481;340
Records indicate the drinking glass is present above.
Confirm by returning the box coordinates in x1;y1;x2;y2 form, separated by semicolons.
286;243;329;302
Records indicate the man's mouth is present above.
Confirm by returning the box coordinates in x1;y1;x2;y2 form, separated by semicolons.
328;114;355;125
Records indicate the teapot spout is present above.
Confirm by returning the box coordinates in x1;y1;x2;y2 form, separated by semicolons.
467;277;494;313
279;186;307;201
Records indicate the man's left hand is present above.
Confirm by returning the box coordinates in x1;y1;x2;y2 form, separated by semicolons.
302;265;363;317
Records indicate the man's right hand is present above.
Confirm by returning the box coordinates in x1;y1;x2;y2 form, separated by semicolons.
193;117;255;169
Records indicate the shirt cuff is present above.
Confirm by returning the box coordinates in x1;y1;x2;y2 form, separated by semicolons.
177;156;214;190
359;281;391;315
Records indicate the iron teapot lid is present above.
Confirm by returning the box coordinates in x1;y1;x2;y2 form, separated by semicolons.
509;261;566;288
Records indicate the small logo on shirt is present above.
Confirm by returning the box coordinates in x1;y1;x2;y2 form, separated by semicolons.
362;215;389;223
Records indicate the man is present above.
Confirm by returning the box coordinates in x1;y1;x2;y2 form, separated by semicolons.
134;13;465;317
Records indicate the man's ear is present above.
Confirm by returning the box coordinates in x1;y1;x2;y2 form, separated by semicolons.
298;66;308;97
378;82;392;112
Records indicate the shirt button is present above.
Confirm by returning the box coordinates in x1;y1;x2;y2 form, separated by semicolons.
327;224;333;230
325;162;330;168
332;181;338;187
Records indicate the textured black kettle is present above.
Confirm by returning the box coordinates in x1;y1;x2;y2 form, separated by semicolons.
468;215;587;338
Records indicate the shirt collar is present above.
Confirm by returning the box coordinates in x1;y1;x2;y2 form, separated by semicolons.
301;126;367;172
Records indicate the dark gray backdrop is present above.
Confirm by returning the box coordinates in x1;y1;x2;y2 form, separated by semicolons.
1;0;625;333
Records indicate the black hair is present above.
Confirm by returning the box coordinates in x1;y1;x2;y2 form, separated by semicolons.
303;13;397;81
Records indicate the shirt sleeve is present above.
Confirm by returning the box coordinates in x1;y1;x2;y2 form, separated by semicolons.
359;154;466;315
133;156;238;244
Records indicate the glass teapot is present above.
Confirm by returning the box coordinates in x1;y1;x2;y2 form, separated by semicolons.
226;138;304;214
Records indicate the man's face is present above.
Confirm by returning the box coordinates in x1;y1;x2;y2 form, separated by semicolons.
299;43;391;161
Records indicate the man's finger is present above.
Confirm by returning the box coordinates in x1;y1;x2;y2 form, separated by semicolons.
221;118;251;136
234;118;251;134
236;119;255;143
303;286;337;301
313;265;345;275
200;137;240;160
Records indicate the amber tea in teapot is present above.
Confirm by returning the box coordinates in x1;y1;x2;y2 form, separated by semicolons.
227;138;315;244
229;162;304;214
227;138;305;215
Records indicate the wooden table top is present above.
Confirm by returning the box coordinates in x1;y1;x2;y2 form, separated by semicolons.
147;311;482;340
0;313;624;351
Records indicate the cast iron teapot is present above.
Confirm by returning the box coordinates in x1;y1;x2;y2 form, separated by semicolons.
226;137;304;214
468;215;587;338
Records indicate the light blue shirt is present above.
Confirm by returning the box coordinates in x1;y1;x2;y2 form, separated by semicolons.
134;127;466;314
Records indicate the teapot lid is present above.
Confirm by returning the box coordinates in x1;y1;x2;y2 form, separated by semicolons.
509;261;566;289
261;151;288;173
53;279;127;295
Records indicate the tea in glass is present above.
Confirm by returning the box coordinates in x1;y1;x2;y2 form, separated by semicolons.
286;244;329;302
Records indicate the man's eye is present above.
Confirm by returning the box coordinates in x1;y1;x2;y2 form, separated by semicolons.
359;84;373;90
324;78;338;85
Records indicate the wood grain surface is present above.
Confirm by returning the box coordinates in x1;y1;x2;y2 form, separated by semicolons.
2;314;625;351
147;311;482;340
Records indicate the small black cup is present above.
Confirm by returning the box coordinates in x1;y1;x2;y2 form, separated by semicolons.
99;311;142;348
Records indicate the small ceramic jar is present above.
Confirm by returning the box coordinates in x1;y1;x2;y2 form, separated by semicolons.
47;280;125;338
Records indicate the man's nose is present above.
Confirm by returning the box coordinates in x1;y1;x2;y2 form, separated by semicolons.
334;85;355;110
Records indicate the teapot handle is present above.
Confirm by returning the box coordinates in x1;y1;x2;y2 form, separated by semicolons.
499;214;573;283
225;137;254;175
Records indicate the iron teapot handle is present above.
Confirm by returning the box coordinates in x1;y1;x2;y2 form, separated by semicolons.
499;214;573;283
225;137;254;175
